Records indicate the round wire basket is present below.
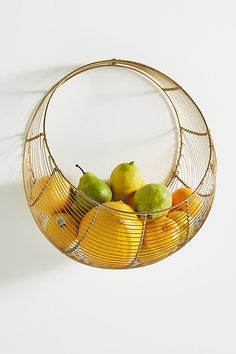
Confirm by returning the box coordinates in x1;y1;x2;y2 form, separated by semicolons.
23;59;217;269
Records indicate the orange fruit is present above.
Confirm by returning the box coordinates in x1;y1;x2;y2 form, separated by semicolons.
138;216;180;264
45;212;79;250
31;172;72;215
78;201;143;268
172;187;202;217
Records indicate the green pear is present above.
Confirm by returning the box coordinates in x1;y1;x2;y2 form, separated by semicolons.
75;165;112;209
109;161;143;201
135;183;172;218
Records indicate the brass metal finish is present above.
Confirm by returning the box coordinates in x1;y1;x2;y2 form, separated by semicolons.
22;59;216;269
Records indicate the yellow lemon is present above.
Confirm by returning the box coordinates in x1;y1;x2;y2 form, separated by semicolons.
138;243;168;264
138;216;180;264
78;201;143;268
45;212;79;250
168;210;193;243
31;172;72;215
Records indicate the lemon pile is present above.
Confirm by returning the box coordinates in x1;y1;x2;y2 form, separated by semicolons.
30;162;203;268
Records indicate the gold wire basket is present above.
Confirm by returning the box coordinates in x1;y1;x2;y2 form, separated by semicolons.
23;59;216;269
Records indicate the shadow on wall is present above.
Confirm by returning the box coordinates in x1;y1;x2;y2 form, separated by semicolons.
0;66;85;286
0;183;65;286
0;64;82;183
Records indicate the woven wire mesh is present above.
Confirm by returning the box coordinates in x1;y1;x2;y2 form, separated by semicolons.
23;59;216;269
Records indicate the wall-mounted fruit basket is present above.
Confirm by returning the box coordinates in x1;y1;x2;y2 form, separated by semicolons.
23;59;216;269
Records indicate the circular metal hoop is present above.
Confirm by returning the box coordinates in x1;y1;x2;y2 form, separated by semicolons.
23;59;217;269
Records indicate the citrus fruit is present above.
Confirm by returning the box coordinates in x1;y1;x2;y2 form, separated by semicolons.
45;212;79;250
172;187;202;217
31;172;72;215
138;216;180;264
78;201;143;268
168;210;193;243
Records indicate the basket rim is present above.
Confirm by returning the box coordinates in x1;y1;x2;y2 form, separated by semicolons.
23;58;215;217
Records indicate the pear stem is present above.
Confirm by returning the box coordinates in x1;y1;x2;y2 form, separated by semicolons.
129;161;134;165
75;164;86;175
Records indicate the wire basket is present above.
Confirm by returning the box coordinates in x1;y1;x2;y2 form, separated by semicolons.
23;59;216;269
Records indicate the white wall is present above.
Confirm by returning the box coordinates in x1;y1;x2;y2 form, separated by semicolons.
0;1;235;353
